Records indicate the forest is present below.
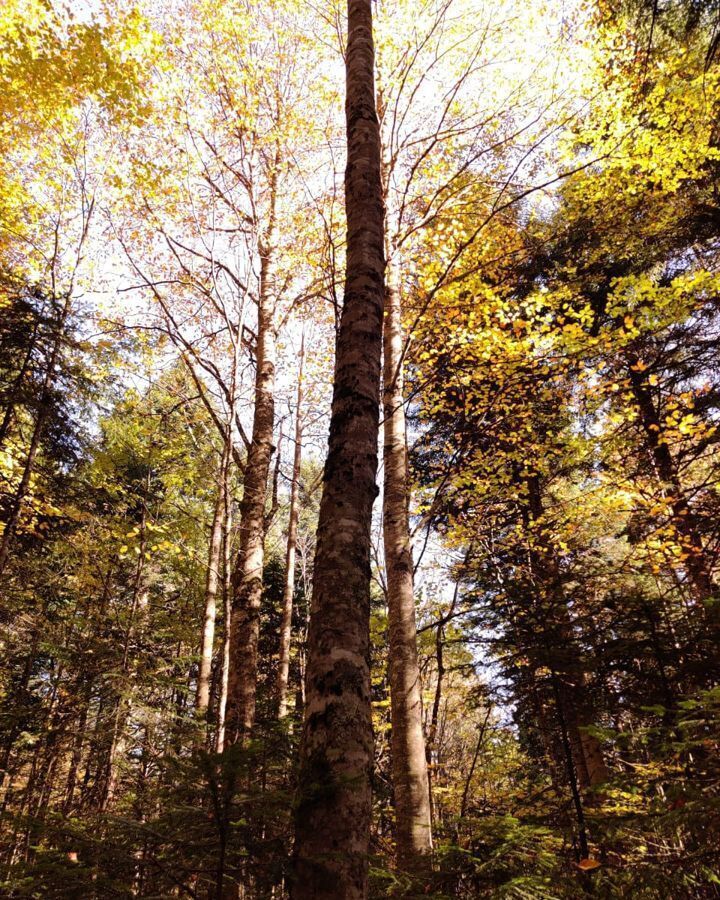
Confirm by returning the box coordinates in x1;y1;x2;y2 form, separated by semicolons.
1;0;720;897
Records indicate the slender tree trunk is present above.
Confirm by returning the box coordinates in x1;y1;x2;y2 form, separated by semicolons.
225;157;279;743
626;357;717;619
425;623;445;826
277;334;305;719
523;474;607;794
292;2;385;895
0;317;39;451
550;670;590;861
0;629;40;797
198;438;231;715
63;677;93;815
100;490;150;812
459;706;492;822
0;295;70;577
216;477;234;755
528;679;565;796
382;248;433;871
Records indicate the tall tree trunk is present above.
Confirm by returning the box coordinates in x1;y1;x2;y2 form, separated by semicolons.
382;248;433;871
216;487;234;755
550;669;590;861
198;438;232;715
523;474;607;794
63;677;93;815
0;295;70;577
292;2;385;895
459;706;492;822
277;333;305;719
225;156;279;743
626;356;717;619
0;629;40;797
425;623;445;828
99;488;150;813
0;315;40;451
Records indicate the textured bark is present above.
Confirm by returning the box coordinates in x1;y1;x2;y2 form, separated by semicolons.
382;252;433;870
225;161;279;743
292;2;385;895
197;440;231;715
277;335;304;719
579;723;608;789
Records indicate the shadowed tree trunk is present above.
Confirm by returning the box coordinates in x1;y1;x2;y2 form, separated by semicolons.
0;310;40;452
225;156;279;743
62;676;93;815
0;294;71;578
382;247;433;873
277;333;304;719
626;355;718;623
523;474;608;795
292;1;385;895
425;621;445;828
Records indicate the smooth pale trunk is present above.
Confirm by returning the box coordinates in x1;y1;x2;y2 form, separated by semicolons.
382;251;433;869
277;337;304;719
197;441;231;714
292;1;385;896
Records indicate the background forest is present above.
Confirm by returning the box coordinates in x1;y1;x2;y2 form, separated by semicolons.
1;0;720;897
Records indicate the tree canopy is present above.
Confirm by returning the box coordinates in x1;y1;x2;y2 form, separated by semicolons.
1;0;719;897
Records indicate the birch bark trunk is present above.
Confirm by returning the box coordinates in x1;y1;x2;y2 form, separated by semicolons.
197;438;231;715
382;250;433;871
277;335;305;719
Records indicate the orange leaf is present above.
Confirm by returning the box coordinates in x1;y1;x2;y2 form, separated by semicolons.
577;858;601;871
